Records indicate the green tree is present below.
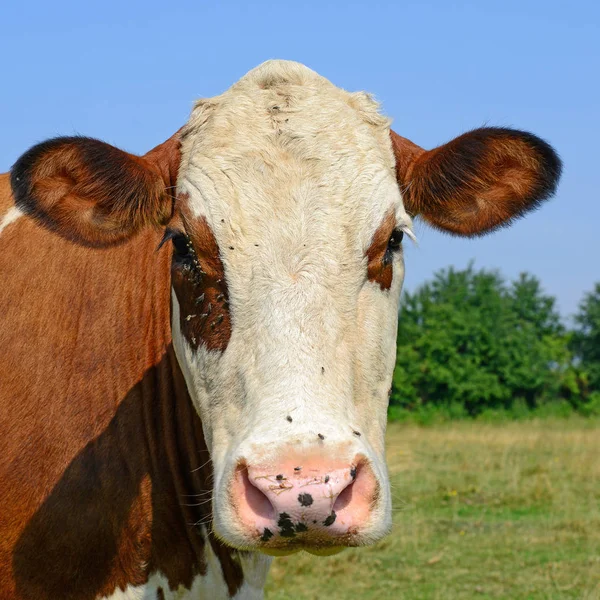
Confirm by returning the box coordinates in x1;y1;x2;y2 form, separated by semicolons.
391;266;567;416
571;283;600;395
510;273;563;337
504;273;567;409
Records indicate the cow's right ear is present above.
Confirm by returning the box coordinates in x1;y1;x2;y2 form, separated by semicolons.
10;133;181;246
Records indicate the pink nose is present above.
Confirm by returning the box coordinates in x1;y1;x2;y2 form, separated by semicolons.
231;455;378;546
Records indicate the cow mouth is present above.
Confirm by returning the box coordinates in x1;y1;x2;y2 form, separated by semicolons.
260;546;347;557
256;529;358;556
252;516;364;556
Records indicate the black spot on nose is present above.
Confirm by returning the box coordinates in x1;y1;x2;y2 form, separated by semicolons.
318;433;325;440
350;467;357;479
295;522;308;533
323;511;337;527
260;528;274;542
276;474;284;481
286;415;293;423
278;513;296;537
298;493;313;507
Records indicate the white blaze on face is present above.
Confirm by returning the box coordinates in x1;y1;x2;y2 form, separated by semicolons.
170;60;412;547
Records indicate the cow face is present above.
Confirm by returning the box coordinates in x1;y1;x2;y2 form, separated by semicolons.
11;60;561;556
170;62;408;554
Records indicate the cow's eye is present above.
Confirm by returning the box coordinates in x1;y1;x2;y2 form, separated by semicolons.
388;229;404;251
172;233;194;258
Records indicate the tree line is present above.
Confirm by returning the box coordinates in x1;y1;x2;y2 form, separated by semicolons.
390;265;600;421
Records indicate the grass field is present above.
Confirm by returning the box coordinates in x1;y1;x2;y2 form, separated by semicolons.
265;419;600;599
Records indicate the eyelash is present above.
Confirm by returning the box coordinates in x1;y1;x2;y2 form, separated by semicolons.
158;229;195;259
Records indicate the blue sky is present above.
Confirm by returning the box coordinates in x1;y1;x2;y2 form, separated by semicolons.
2;1;598;317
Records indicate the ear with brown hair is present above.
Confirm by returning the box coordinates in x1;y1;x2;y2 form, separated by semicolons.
10;132;181;246
391;127;562;236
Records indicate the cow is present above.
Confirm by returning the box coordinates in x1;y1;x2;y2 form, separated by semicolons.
0;60;561;599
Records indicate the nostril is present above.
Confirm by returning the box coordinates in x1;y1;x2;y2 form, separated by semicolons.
238;464;276;521
333;479;354;512
333;460;377;516
332;460;362;513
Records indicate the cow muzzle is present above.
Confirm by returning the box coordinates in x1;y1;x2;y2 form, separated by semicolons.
226;452;382;555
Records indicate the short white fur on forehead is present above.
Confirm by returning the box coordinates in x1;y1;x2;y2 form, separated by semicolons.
183;59;392;146
177;59;411;248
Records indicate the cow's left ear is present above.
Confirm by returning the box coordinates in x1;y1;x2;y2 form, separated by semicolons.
391;127;562;236
10;131;181;246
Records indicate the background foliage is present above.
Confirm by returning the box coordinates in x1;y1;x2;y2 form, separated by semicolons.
390;265;600;422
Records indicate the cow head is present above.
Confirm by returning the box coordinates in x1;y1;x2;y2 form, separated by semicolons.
11;60;561;555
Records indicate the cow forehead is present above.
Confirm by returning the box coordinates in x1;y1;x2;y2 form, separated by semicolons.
177;60;404;247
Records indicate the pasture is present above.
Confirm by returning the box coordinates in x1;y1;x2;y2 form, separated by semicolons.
266;419;600;599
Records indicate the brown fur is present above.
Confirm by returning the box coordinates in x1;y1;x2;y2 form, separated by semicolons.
170;199;232;352
366;210;396;291
10;132;181;247
389;131;425;188
0;173;13;213
0;135;244;598
390;127;562;236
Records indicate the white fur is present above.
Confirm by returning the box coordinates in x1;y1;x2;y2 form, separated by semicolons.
231;552;272;599
98;546;270;599
0;206;22;236
99;584;145;600
172;60;411;551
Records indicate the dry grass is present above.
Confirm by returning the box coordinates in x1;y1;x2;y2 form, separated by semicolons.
265;419;600;599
